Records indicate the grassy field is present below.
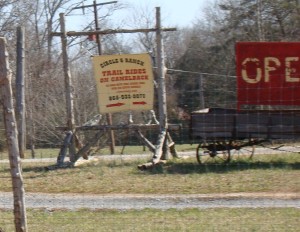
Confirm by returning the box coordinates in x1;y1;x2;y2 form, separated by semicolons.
0;150;299;194
1;208;299;232
0;147;299;231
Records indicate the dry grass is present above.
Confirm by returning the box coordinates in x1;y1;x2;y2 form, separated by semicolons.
0;152;299;194
0;144;197;160
0;208;299;232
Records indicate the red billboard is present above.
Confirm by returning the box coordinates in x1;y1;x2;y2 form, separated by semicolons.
236;42;300;110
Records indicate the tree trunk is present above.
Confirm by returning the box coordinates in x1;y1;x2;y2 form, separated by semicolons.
0;37;27;232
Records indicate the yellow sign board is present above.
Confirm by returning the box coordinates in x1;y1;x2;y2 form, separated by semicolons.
92;53;154;114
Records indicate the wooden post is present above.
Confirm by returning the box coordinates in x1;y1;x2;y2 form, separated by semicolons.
59;13;77;162
0;37;27;232
156;7;168;130
155;7;168;161
138;7;178;169
16;26;26;159
75;1;117;155
198;73;205;109
93;0;102;55
57;131;73;167
93;0;116;154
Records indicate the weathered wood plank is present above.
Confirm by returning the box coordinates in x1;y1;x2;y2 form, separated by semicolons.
57;131;73;167
191;108;300;140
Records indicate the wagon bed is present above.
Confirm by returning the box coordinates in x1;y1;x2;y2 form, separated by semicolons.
190;108;300;164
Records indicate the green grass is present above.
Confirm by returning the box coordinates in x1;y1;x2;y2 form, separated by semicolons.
0;153;299;194
0;208;299;232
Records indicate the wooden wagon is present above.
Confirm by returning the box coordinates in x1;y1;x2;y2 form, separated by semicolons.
190;108;300;164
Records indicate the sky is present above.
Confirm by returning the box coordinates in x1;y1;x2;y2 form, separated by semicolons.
67;0;214;30
115;0;214;27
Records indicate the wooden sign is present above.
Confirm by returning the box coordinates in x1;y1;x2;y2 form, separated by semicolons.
236;42;300;109
93;53;154;113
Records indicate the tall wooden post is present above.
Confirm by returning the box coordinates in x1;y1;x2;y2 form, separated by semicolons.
93;0;102;55
155;7;168;130
59;13;77;162
74;0;118;155
16;26;26;158
152;7;169;162
0;37;27;232
93;0;116;154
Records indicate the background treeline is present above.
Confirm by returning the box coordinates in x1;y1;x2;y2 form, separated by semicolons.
0;0;299;150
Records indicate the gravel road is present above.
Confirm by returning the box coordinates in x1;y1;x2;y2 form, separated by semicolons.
1;192;299;210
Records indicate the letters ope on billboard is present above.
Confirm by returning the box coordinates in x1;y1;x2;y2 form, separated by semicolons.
93;53;154;114
236;42;300;110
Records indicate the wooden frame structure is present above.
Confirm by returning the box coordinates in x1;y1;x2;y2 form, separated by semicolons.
52;7;178;169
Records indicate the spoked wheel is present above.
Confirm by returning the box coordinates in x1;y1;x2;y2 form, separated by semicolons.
196;141;231;164
229;139;255;161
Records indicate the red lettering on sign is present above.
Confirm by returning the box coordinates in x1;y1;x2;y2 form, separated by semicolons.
133;101;147;105
106;103;125;108
236;42;300;109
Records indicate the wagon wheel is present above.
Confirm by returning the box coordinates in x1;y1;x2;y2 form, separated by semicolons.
196;141;231;164
229;139;255;161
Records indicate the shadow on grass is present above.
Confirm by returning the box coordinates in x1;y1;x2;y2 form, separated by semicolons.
146;159;300;175
19;162;75;174
3;155;298;176
20;158;144;174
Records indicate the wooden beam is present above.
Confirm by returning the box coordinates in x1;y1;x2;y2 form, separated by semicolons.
135;130;156;153
74;131;104;162
72;1;117;10
167;132;179;158
51;27;177;37
57;131;73;167
137;129;167;170
55;123;181;131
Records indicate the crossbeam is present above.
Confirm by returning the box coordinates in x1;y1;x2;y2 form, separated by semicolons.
72;1;118;10
56;123;181;131
51;28;176;37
